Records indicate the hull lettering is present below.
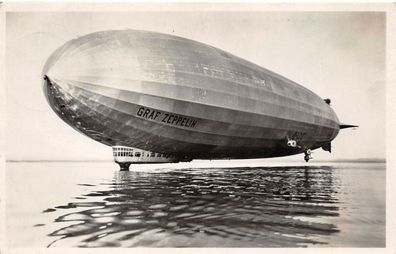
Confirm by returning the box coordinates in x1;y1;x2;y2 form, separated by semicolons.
137;106;198;128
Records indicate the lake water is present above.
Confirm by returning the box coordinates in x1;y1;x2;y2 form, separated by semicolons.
5;160;385;247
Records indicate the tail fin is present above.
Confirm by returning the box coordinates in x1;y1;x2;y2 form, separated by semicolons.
339;124;358;129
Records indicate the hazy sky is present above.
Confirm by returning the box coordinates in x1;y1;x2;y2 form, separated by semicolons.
5;11;385;161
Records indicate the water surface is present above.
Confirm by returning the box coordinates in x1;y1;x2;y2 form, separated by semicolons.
5;161;385;247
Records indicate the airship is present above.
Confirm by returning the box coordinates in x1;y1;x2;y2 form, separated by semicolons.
42;30;356;170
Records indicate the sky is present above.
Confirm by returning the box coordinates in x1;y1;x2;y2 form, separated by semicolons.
5;10;385;161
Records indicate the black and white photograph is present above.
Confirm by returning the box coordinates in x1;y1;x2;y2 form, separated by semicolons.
1;2;395;252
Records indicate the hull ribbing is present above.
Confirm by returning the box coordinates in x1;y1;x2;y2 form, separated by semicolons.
43;30;340;160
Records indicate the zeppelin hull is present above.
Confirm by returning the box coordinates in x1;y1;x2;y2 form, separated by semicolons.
43;30;340;160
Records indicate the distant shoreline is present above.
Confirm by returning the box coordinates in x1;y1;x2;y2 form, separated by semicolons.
6;158;386;163
314;159;386;163
6;160;113;163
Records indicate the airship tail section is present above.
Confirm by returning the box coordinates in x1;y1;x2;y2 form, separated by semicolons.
339;124;358;129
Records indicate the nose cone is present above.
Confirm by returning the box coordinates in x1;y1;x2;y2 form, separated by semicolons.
42;31;110;118
41;36;93;133
41;33;79;113
41;31;143;146
42;74;53;109
42;74;49;94
42;70;108;144
42;73;74;124
42;74;56;108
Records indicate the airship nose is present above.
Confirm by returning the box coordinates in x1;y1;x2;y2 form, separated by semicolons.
43;74;62;112
42;75;51;98
42;74;54;107
42;74;72;120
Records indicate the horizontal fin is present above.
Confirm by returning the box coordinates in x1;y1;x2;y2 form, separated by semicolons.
339;124;358;129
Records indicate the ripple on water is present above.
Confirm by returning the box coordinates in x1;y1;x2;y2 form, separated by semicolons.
42;165;384;247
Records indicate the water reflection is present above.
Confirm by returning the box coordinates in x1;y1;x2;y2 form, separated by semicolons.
46;166;340;247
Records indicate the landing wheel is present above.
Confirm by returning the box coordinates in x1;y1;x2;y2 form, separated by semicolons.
304;150;312;162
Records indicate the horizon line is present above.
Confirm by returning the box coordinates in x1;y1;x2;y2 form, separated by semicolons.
5;158;386;163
